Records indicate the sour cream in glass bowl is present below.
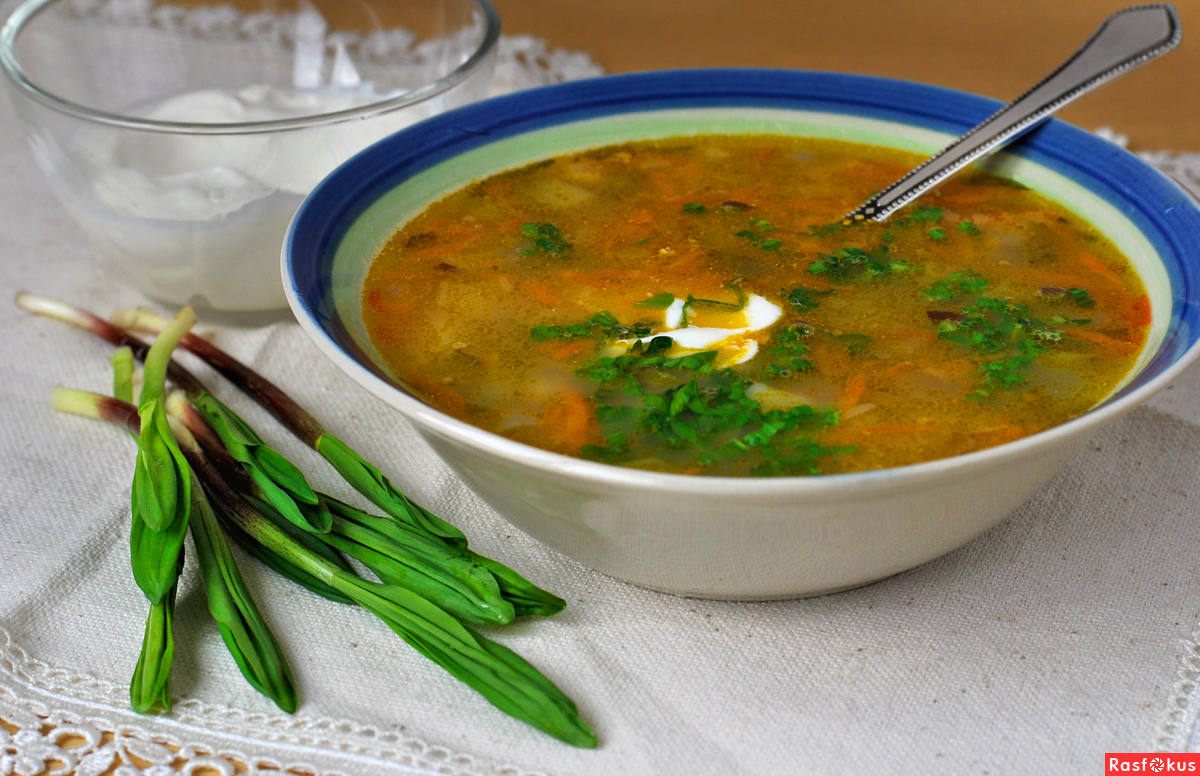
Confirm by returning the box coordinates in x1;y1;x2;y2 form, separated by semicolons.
0;0;500;318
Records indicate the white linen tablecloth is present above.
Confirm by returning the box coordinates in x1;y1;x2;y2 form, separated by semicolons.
4;60;1200;776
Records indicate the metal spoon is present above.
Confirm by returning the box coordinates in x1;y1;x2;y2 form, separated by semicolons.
843;3;1181;223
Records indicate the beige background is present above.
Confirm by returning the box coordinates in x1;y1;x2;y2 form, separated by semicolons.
492;0;1200;151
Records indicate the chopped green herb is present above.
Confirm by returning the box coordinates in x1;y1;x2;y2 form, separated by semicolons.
783;286;834;312
635;293;676;309
518;222;572;258
760;323;814;378
924;271;989;301
633;233;659;246
583;365;846;475
1067;288;1095;308
807;247;917;280
834;332;872;356
927;227;947;241
806;222;845;237
957;220;981;236
679;279;746;326
581;432;630;462
530;311;651;342
930;293;1079;397
906;205;944;223
1048;315;1092;326
683;203;707;214
736;220;783;251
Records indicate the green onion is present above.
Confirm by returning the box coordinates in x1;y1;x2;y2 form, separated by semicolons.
109;344;179;714
177;433;596;747
24;294;589;743
321;496;515;626
187;465;298;712
192;393;329;534
131;307;195;534
129;589;176;713
109;307;467;546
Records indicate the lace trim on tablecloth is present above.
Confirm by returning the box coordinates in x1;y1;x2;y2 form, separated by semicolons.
0;625;542;776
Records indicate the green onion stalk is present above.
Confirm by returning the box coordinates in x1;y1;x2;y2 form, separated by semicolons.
56;351;297;713
166;393;524;627
110;345;176;713
109;306;465;546
51;388;596;748
178;433;596;748
16;293;328;537
16;293;565;620
126;308;196;712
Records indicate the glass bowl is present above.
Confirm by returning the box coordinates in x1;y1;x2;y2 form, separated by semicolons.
0;0;500;318
284;69;1200;600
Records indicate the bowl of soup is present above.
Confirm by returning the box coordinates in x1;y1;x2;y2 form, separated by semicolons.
284;69;1200;600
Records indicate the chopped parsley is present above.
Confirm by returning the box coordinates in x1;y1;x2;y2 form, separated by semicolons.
683;202;707;214
678;279;746;326
806;247;918;280
518;222;572;257
580;365;847;475
957;219;981;236
736;219;783;251
806;222;845;237
927;227;947;241
532;307;851;475
1067;287;1096;308
924;271;989;301
760;323;814;378
905;205;944;223
783;285;834;312
834;332;872;356
636;292;676;308
530;310;651;342
927;282;1091;399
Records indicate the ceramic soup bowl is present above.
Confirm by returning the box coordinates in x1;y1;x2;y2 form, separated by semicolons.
284;69;1200;600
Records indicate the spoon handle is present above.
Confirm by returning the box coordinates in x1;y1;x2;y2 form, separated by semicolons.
844;3;1181;223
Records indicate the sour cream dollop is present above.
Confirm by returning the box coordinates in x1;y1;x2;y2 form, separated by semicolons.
624;293;783;367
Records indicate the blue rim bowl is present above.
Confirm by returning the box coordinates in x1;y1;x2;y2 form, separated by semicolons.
284;69;1200;599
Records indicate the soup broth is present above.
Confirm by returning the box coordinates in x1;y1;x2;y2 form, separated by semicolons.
362;135;1149;476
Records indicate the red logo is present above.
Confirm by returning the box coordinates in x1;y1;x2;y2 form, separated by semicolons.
1107;754;1200;773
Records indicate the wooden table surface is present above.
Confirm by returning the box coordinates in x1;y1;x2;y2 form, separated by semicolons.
492;0;1200;151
